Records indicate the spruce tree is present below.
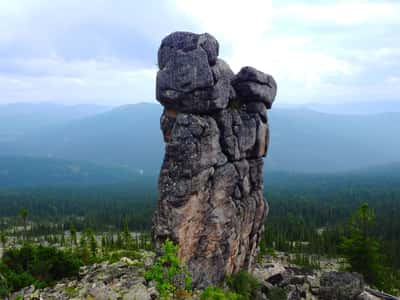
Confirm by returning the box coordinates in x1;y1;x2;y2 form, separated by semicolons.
340;203;382;286
87;229;98;258
122;218;132;249
19;208;28;241
0;230;7;249
69;224;77;248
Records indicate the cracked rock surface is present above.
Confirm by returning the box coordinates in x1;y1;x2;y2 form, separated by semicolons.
153;31;277;288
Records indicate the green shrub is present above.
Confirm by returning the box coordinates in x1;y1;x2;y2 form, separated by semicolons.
0;271;10;298
0;286;9;299
225;271;261;300
340;203;384;287
200;287;241;300
145;239;192;299
267;287;287;300
0;245;83;296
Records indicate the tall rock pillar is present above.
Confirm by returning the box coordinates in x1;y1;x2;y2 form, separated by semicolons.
153;31;277;288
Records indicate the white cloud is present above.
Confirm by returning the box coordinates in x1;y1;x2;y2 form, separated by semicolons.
273;1;400;26
386;76;400;84
0;57;156;105
0;0;180;104
0;0;399;107
174;0;362;105
174;0;273;41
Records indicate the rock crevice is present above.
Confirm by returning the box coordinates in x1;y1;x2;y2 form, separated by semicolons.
153;31;277;288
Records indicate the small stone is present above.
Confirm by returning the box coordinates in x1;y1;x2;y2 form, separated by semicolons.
120;257;134;265
148;286;159;299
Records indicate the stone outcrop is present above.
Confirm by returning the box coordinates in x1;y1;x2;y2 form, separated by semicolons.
253;253;382;300
9;253;158;300
153;31;277;288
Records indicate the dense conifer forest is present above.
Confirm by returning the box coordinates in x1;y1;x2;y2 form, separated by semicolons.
1;167;400;295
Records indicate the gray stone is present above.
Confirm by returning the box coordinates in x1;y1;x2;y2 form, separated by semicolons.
158;31;219;69
356;291;381;300
122;283;151;300
156;32;236;114
198;33;219;65
246;101;267;113
89;286;120;300
214;109;268;161
157;48;214;94
233;66;273;85
253;263;287;283
286;285;302;300
232;66;277;109
319;271;364;300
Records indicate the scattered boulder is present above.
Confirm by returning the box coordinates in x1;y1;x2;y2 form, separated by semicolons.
286;285;302;300
253;262;287;284
357;291;382;300
319;271;364;300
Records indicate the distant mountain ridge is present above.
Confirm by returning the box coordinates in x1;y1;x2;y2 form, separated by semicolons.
0;156;139;187
1;155;399;188
0;102;399;174
0;103;110;142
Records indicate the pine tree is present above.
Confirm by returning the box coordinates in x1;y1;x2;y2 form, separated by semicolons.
79;232;91;263
61;230;66;247
122;218;132;249
116;232;123;249
0;230;7;249
101;235;107;256
340;203;383;286
19;208;28;241
69;223;77;248
87;229;98;258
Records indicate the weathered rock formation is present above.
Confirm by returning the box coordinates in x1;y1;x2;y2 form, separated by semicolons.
153;31;277;288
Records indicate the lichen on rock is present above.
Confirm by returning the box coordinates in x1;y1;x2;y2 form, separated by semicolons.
153;31;277;288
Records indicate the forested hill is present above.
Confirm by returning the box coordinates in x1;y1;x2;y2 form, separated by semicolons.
265;162;400;192
0;103;109;139
0;164;399;270
0;103;399;174
0;156;140;187
1;155;399;188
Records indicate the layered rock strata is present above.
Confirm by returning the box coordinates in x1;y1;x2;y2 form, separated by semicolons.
153;31;277;288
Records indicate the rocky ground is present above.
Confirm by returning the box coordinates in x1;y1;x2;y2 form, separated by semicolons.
253;252;391;300
8;250;157;300
7;251;396;300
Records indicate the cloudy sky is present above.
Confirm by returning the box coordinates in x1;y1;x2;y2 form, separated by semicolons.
0;0;399;110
